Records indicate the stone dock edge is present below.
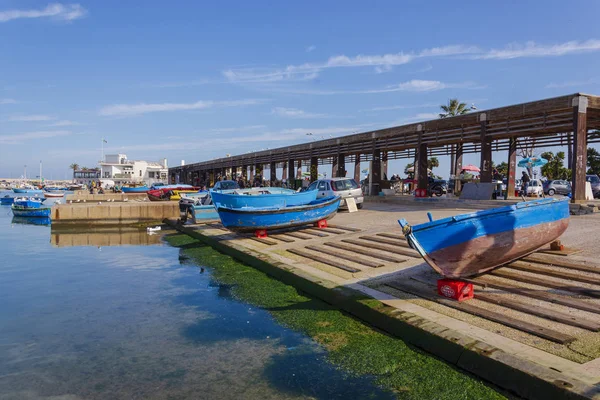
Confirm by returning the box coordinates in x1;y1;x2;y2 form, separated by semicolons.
163;218;599;400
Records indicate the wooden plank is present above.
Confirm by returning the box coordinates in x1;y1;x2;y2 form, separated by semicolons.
523;254;600;275
305;245;384;268
341;239;419;257
376;232;407;241
287;248;360;273
247;237;278;246
305;227;347;235
507;261;600;286
297;229;328;238
473;277;600;316
284;231;314;240
491;269;600;298
360;235;414;248
385;281;575;344
327;224;361;232
268;234;295;243
474;292;600;331
324;242;407;263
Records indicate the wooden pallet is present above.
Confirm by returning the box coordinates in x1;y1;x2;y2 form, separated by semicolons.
305;245;384;268
385;280;575;344
341;238;418;257
324;242;407;263
287;248;360;273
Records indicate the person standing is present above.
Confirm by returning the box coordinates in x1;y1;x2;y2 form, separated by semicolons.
521;171;531;196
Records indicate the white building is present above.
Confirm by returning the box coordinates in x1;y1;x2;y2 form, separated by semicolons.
99;154;168;187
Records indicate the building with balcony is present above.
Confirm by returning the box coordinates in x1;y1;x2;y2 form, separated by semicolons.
99;154;168;187
73;169;100;186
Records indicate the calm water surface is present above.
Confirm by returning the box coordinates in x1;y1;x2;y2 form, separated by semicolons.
0;194;393;400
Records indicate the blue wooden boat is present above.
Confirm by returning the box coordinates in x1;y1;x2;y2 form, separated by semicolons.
13;188;43;194
14;196;44;208
210;188;317;209
216;195;341;232
11;204;51;218
121;185;149;193
12;216;51;226
1;195;15;205
398;198;570;278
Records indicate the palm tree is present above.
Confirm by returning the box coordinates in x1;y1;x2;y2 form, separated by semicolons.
439;99;471;118
69;163;79;182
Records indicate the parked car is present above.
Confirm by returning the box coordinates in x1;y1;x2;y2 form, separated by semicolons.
307;178;364;209
543;180;571;196
586;174;600;198
526;179;543;197
212;180;240;191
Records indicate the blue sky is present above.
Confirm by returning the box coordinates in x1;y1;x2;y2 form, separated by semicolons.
1;1;600;180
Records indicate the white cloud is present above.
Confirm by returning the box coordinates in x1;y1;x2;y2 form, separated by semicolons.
206;125;266;133
475;39;600;60
223;45;478;83
0;98;17;104
7;114;55;122
99;99;267;117
306;45;316;53
271;107;330;119
360;80;482;94
364;103;439;112
0;3;87;23
0;130;71;144
48;119;80;126
374;64;393;74
545;77;600;89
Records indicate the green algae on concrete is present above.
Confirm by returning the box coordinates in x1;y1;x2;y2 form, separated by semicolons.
165;234;506;400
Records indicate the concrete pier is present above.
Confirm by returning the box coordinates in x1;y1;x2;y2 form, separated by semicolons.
66;192;148;202
165;199;600;400
52;201;178;225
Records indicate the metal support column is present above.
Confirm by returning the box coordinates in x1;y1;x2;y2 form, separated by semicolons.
371;148;381;196
310;157;318;182
337;153;346;178
354;153;361;183
381;151;388;180
270;161;277;185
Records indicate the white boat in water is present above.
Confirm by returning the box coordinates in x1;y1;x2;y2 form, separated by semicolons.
44;192;64;198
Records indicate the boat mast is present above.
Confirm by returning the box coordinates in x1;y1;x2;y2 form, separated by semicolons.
24;164;27;181
40;160;42;185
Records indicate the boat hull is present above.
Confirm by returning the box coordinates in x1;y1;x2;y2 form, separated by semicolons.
210;189;317;209
192;205;219;221
44;192;64;198
1;196;14;205
217;196;341;232
399;198;570;278
13;188;43;194
11;206;51;218
121;186;149;193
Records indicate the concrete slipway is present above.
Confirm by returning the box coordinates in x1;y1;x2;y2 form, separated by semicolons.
165;198;600;400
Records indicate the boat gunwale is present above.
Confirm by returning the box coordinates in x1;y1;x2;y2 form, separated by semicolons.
410;197;568;232
216;195;341;215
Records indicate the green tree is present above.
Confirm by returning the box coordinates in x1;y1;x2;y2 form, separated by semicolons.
439;99;471;118
495;162;509;177
427;157;439;171
69;163;79;182
541;151;570;180
404;163;414;178
587;147;600;175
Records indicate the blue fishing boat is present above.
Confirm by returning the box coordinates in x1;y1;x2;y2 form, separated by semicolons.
216;195;341;232
1;195;15;205
11;216;51;226
14;196;44;208
398;198;570;278
121;185;149;193
11;204;51;218
12;187;43;194
178;192;218;222
210;188;317;209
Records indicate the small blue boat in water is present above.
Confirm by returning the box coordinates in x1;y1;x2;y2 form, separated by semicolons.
216;195;341;232
210;188;318;209
121;186;149;193
1;195;15;205
11;204;51;218
13;188;43;194
398;197;570;278
13;196;43;208
178;191;219;222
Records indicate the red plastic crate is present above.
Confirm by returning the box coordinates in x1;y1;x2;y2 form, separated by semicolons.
437;279;474;301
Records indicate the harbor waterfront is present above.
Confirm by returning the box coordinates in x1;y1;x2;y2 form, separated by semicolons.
0;191;505;399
